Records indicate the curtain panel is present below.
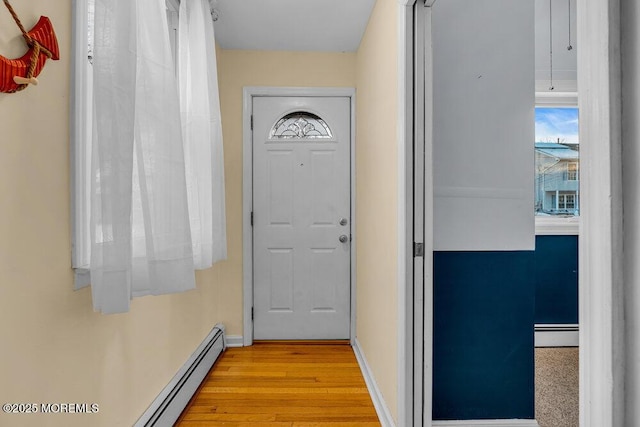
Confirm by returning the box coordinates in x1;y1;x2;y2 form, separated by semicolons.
179;0;227;268
91;0;226;314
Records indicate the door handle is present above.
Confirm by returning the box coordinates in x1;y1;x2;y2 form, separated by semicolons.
339;234;349;243
339;218;348;226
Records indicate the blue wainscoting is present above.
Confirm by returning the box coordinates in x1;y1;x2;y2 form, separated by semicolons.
534;235;579;324
433;251;536;421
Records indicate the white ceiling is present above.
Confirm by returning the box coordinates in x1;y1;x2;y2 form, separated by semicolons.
212;0;377;52
535;0;578;83
211;0;577;83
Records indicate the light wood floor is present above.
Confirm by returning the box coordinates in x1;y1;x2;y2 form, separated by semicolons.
176;341;381;427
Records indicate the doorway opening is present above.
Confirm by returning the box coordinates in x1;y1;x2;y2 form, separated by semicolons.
242;87;357;346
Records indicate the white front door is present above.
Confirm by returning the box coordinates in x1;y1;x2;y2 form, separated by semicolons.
252;96;351;340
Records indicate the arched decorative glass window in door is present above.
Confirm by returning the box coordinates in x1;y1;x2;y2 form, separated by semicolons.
269;111;333;139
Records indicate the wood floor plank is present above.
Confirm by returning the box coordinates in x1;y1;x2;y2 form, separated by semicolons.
181;396;378;407
176;342;381;426
183;406;377;415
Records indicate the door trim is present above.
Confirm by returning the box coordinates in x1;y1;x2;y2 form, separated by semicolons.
242;87;357;346
398;1;417;425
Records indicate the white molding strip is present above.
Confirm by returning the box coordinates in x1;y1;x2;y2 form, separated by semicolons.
224;335;243;348
578;0;624;425
433;419;539;427
534;90;578;106
535;324;579;347
534;217;579;236
353;339;396;427
397;1;416;426
134;324;226;427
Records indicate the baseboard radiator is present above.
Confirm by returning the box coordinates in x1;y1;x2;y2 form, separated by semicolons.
433;420;539;427
134;324;226;427
534;323;579;347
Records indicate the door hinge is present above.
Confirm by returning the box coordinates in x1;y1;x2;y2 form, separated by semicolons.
250;115;253;130
414;242;425;258
250;211;254;226
251;307;254;321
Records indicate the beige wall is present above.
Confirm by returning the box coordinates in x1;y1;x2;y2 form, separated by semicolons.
0;3;224;426
0;5;358;422
216;49;358;337
355;0;399;422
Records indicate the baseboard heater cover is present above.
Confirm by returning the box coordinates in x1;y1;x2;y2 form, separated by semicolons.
535;323;579;347
134;324;226;427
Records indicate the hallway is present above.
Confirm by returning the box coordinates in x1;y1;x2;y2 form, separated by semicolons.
176;342;381;426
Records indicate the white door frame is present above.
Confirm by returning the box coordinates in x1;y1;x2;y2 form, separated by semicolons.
242;87;357;346
403;0;623;426
576;1;623;425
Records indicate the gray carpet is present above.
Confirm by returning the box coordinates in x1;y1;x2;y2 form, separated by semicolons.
535;347;579;427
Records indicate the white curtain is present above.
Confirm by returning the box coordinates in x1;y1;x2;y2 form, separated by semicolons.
178;0;227;268
91;0;196;314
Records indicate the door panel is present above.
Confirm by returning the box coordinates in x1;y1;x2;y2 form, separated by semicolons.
253;96;351;340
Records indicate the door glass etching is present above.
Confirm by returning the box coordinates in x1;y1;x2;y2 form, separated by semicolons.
269;111;333;139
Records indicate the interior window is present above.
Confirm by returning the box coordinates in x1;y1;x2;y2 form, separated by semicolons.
535;106;580;217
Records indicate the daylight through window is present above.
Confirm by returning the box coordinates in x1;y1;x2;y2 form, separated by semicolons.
534;107;580;217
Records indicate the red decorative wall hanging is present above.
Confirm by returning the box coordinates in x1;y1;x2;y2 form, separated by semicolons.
0;0;59;93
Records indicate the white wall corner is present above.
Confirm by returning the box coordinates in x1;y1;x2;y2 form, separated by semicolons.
353;339;396;427
432;419;539;427
534;217;579;236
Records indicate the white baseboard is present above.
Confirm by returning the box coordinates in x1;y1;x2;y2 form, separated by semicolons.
433;419;539;427
224;335;244;347
535;324;579;347
134;324;226;427
352;338;396;427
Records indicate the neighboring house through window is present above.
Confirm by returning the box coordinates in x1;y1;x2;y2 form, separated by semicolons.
534;104;580;226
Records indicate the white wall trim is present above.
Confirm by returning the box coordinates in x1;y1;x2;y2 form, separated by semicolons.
224;335;244;348
70;0;91;289
432;420;539;427
242;88;253;346
577;0;624;425
534;91;578;107
134;324;226;427
406;2;435;426
535;324;579;347
242;87;357;347
353;339;396;427
397;1;417;426
534;217;579;236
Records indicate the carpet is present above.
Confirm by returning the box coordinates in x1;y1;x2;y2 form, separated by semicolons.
535;347;579;427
